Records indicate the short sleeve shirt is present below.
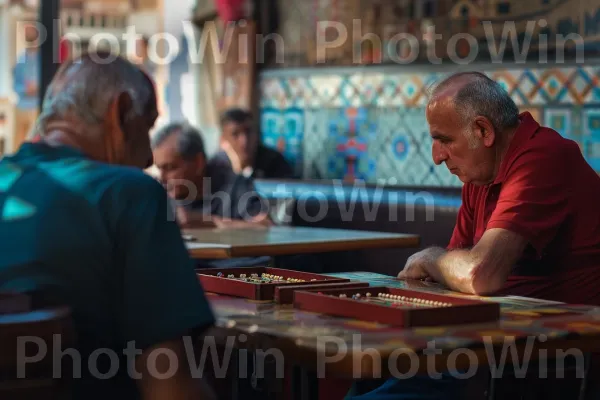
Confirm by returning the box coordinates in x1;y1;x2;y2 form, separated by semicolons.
448;112;600;305
0;143;215;399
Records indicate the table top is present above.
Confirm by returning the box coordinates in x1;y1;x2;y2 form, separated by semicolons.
206;272;600;378
185;226;420;259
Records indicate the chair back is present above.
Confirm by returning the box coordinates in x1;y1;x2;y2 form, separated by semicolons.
0;292;74;400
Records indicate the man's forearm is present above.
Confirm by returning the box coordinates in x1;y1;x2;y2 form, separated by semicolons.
425;249;480;293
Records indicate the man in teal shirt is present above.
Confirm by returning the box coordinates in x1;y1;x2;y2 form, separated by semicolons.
0;52;216;399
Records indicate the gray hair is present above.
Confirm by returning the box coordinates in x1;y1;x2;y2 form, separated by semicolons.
151;122;206;160
34;51;154;138
429;72;520;134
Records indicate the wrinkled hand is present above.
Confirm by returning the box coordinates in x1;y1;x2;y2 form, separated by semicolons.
397;248;445;281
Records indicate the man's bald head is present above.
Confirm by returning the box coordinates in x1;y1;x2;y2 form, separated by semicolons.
36;51;158;168
428;72;519;135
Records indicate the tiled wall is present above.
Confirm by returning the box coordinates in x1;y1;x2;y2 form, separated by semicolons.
259;63;600;187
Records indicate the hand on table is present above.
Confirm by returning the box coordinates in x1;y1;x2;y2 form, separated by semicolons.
397;247;446;281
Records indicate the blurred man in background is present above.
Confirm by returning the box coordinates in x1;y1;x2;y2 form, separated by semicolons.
151;121;272;230
212;108;295;179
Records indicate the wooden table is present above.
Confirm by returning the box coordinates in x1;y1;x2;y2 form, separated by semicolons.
184;226;420;259
203;272;600;399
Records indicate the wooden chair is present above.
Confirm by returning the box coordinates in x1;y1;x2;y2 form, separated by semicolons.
0;292;74;400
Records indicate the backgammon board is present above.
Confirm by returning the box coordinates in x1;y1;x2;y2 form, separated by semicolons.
293;286;501;327
196;267;349;300
197;268;502;326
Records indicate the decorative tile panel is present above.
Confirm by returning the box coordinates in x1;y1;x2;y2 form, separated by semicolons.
260;64;600;187
544;108;573;138
582;108;600;171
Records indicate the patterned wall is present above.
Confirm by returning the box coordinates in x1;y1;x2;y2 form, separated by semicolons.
259;64;600;187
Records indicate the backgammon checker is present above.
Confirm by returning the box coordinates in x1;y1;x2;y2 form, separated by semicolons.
293;286;500;327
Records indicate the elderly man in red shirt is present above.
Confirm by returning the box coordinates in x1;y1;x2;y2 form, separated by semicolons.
347;72;600;400
398;71;600;306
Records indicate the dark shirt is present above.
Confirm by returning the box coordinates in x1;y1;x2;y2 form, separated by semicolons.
181;159;272;269
210;145;296;179
188;159;267;219
0;143;215;399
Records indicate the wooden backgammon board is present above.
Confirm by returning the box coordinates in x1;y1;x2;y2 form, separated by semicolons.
293;286;501;327
196;267;349;300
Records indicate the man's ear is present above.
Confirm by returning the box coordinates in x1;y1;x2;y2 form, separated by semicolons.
107;91;134;139
474;117;495;147
104;91;132;164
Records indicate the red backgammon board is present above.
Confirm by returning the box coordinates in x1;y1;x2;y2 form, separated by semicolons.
293;286;500;327
196;267;349;300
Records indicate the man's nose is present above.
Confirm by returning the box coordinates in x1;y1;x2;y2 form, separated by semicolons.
432;143;448;165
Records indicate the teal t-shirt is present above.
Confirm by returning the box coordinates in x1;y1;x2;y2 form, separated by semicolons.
0;143;215;398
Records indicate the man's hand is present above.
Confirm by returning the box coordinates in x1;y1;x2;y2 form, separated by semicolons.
398;247;446;280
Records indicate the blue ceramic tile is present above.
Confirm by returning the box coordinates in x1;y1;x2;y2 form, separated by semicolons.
260;64;600;184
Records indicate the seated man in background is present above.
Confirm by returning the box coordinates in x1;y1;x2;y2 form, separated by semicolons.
151;122;322;272
350;72;600;399
151;122;273;268
151;121;272;230
212;107;296;179
0;52;216;400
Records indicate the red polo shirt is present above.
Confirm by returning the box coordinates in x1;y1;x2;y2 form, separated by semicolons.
448;112;600;305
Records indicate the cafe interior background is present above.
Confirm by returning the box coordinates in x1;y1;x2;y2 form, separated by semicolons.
1;0;599;273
